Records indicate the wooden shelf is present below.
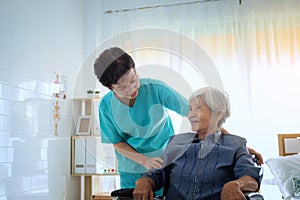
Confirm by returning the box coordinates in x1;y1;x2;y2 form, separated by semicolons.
71;97;119;200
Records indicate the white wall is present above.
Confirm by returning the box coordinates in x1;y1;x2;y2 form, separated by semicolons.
0;0;88;199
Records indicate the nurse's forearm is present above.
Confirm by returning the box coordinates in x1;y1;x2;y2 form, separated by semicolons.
113;142;148;165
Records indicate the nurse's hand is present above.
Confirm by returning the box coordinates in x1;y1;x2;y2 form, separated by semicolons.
141;157;163;170
248;147;264;165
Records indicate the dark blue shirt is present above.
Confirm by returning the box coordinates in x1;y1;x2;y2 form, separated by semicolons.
143;132;263;200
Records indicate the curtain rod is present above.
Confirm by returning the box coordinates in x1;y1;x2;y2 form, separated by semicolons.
104;0;242;14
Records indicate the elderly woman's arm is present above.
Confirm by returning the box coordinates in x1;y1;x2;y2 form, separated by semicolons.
221;128;264;165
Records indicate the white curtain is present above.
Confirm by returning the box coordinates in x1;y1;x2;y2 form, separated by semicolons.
97;0;300;178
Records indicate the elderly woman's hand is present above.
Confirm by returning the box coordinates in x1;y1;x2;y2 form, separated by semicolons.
221;175;259;200
133;177;155;200
221;181;247;200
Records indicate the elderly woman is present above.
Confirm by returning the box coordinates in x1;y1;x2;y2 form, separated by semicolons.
133;87;262;200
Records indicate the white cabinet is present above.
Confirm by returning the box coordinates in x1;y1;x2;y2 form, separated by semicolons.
71;135;118;199
71;97;119;199
71;136;118;175
71;97;118;175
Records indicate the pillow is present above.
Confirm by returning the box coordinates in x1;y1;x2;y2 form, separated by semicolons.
266;154;300;199
293;177;300;198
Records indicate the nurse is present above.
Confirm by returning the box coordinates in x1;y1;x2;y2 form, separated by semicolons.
94;47;188;189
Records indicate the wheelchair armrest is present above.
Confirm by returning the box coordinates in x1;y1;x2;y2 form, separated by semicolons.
111;188;134;198
244;192;264;200
111;188;163;200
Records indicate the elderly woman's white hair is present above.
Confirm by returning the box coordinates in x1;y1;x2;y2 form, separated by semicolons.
189;87;231;128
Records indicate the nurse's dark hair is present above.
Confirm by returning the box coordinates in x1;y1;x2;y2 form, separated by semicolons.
94;47;135;90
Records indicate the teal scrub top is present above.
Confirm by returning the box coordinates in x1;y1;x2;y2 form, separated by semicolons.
99;78;188;188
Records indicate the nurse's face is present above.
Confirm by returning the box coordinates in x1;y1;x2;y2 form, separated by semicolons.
112;68;140;99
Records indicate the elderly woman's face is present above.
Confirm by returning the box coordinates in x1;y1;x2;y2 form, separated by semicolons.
187;97;214;133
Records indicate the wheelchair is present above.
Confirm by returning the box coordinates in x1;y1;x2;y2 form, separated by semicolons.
110;188;264;200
